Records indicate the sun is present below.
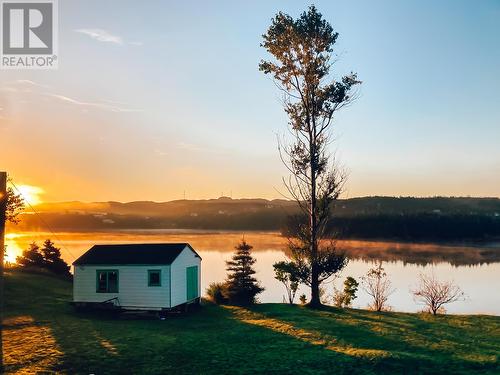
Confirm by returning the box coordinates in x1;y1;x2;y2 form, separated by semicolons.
5;237;23;263
15;184;45;206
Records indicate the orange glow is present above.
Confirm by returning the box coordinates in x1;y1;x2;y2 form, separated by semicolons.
5;240;22;263
4;233;29;264
15;185;44;206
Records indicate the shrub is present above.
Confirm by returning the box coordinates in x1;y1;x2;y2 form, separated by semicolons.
362;262;394;311
206;282;228;304
412;273;464;315
273;261;299;304
333;276;359;308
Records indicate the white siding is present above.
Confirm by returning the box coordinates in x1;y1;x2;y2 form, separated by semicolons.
170;246;201;307
73;265;171;309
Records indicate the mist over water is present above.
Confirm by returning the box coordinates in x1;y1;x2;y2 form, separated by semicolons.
6;230;500;315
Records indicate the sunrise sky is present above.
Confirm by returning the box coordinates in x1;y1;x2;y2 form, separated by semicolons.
1;0;499;203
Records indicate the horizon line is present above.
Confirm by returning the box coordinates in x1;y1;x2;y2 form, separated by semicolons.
32;195;500;206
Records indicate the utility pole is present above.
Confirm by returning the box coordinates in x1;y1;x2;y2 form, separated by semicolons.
0;171;7;371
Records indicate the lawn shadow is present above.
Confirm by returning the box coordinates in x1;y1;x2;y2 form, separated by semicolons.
4;271;499;374
3;270;128;373
245;304;499;374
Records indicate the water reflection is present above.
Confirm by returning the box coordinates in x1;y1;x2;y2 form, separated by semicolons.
5;230;500;314
7;230;499;266
200;249;500;315
334;240;500;266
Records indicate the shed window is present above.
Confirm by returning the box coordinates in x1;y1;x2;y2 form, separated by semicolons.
148;270;161;287
96;270;119;293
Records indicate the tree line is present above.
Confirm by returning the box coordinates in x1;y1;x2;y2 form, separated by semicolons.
283;213;500;241
15;239;71;278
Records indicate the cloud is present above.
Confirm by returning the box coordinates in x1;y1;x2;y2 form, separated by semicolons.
177;142;226;154
46;93;143;113
154;143;224;158
154;149;169;156
15;79;50;89
75;29;124;45
0;80;51;93
177;142;203;152
0;87;18;93
75;29;143;47
1;78;141;114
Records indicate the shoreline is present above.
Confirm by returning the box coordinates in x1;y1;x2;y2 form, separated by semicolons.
7;228;500;249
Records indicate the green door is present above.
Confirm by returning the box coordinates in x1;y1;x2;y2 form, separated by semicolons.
186;266;198;300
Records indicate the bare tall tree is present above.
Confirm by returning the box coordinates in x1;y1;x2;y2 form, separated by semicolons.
412;273;465;315
260;6;360;306
362;261;394;312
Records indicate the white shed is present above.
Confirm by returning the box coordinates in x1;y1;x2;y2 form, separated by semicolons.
72;243;201;311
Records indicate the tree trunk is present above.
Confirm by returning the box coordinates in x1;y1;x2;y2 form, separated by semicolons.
0;171;7;371
310;262;320;307
308;138;321;307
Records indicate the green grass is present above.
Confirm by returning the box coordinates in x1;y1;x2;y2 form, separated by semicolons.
3;270;499;374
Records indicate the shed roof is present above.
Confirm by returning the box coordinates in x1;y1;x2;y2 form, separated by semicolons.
73;243;200;265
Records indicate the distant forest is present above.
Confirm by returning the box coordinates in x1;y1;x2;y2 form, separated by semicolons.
12;196;500;242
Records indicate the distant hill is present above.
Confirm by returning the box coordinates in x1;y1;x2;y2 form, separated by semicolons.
12;196;500;241
33;197;296;217
30;196;500;216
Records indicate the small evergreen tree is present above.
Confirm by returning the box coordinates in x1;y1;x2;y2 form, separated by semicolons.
225;240;264;305
16;242;44;268
41;239;70;277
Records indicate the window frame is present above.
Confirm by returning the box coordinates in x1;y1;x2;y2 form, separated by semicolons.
96;269;119;293
148;269;162;287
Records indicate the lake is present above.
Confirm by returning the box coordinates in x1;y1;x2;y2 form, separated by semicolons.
5;230;500;315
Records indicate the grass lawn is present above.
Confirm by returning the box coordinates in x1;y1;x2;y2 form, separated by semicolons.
3;270;499;374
